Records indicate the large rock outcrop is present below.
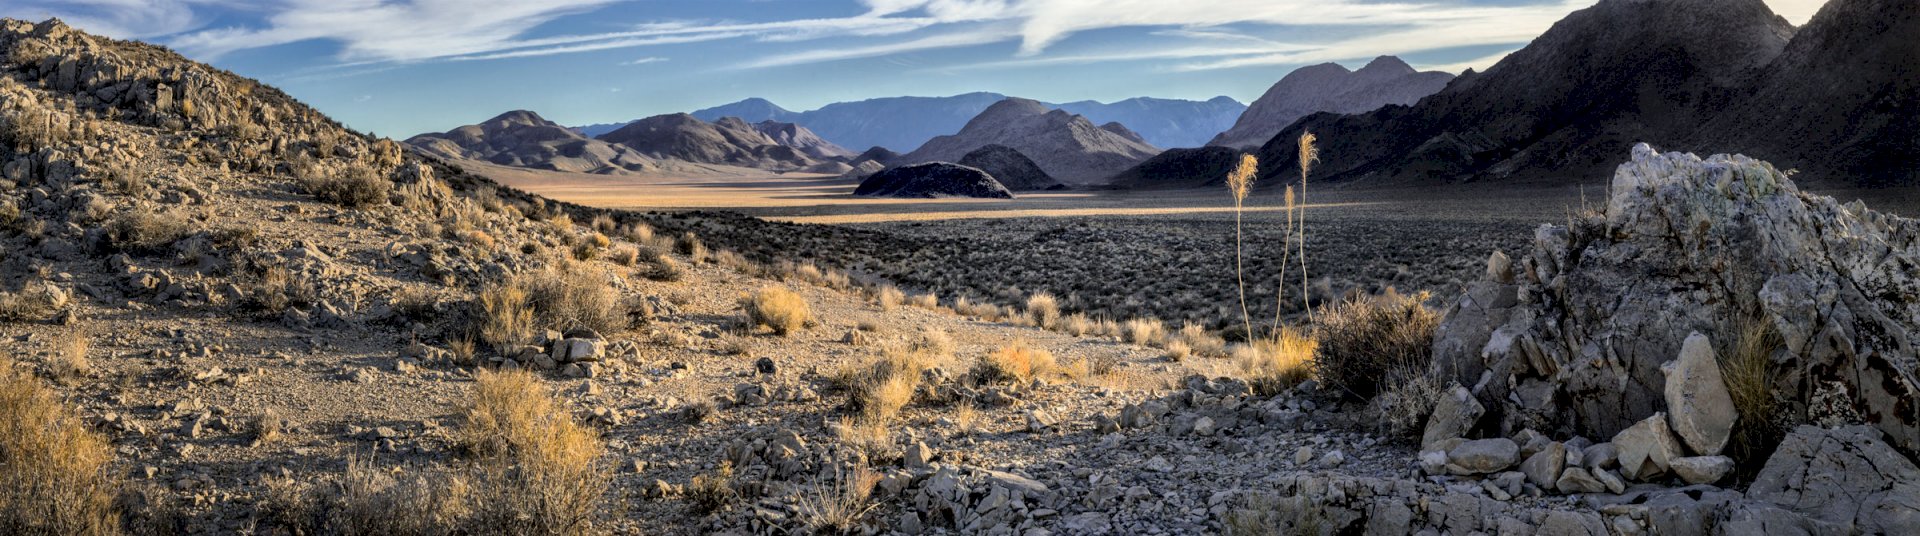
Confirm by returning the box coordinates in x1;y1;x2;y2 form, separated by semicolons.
852;163;1013;199
1431;143;1920;454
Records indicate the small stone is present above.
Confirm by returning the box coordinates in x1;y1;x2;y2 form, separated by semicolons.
753;356;776;374
1556;467;1608;494
1669;455;1733;485
1321;450;1346;467
1422;384;1485;450
1191;416;1216;437
1521;442;1567;491
1419;450;1449;476
1294;446;1314;466
1662;333;1737;456
1594;467;1627;494
1613;414;1683;480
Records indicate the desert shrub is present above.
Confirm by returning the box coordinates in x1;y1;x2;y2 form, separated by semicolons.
240;266;316;316
102;206;192;254
834;346;932;422
1367;372;1444;439
972;341;1055;386
743;286;811;336
1025;293;1060;329
261;457;471;536
1311;290;1438;400
1164;340;1193;362
1176;323;1228;357
520;263;630;336
1234;328;1317;395
1222;494;1328;536
914;328;955;358
0;359;121;535
459;369;609;535
685;462;737;515
1061;313;1092;336
907;292;939;310
0;283;67;322
608;246;639;267
642;256;686;282
674;232;706;262
301;163;392;209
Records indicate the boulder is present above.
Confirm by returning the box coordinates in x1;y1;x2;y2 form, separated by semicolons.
1663;332;1737;455
1421;384;1484;450
1447;438;1520;474
1428;145;1920;454
1520;442;1567;490
1555;468;1607;494
1613;413;1683;481
1748;425;1920;534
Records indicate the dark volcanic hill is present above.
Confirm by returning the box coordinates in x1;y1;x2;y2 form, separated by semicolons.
1110;147;1247;189
407;110;655;174
1253;0;1794;187
1687;0;1920;186
852;162;1014;199
594;114;827;171
956;144;1062;191
1208;56;1453;150
898;98;1160;184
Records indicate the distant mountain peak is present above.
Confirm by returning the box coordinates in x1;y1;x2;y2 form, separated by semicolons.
1357;55;1414;74
1208;59;1454;149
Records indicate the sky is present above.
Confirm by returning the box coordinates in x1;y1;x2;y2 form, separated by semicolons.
5;0;1831;138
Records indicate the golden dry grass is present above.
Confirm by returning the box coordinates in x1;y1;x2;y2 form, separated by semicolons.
477;280;534;352
1234;328;1317;395
744;286;812;336
1025;292;1061;329
0;359;120;535
459;368;609;535
1722;314;1788;464
1311;290;1438;400
974;341;1056;385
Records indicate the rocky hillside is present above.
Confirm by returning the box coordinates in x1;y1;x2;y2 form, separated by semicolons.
1208;56;1452;150
1110;147;1248;189
852;162;1014;199
593;114;834;172
407;110;656;174
898;98;1160;184
750;119;853;160
1687;0;1920;186
1255;0;1795;187
956;144;1061;191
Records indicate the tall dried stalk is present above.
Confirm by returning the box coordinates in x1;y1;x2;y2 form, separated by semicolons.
1226;154;1259;339
1295;132;1319;321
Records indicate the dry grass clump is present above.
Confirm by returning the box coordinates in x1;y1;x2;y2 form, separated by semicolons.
795;464;881;534
972;341;1056;386
1311;290;1438;400
507;262;631;337
743;286;812;336
1175;323;1228;358
102;205;192;254
907;292;939;310
1222;494;1328;536
1164;340;1193;362
914;328;956;358
260;457;473;536
1722;314;1789;464
477;280;535;352
301;162;392;209
240;266;316;316
51;331;90;382
873;285;904;311
1025;293;1060;329
1122;318;1167;347
674;232;707;263
0;359;121;535
1061;313;1093;336
1233;329;1317;395
458;369;609;535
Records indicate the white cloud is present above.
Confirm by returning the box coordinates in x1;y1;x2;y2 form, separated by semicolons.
10;0;230;38
620;56;669;66
170;0;619;61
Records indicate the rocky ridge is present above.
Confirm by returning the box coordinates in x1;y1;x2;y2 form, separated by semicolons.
1209;56;1453;150
898;98;1160;184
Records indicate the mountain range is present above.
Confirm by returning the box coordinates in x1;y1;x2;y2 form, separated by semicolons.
650;93;1245;153
413;111;853;175
1243;0;1918;188
1207;56;1453;149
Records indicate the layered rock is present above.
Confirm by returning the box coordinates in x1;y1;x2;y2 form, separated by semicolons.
852;163;1013;199
1431;143;1920;454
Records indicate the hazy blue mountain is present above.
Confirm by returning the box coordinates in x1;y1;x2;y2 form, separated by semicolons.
584;93;1244;153
1054;96;1245;149
1208;56;1453;149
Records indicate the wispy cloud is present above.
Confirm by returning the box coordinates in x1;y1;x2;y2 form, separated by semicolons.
170;0;620;62
620;56;669;66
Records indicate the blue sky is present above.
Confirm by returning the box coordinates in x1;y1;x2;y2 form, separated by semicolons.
7;0;1828;138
